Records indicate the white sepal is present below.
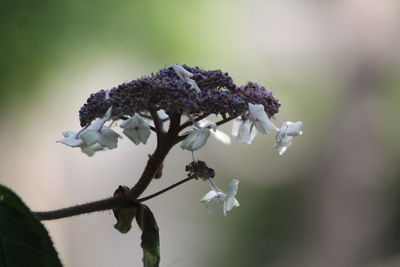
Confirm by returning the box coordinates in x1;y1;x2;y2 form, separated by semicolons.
57;131;83;147
199;119;231;145
181;122;217;151
173;64;201;93
248;103;278;134
120;114;151;145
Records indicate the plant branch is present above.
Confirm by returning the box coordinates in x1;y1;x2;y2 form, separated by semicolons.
149;108;164;141
33;196;126;221
125;112;181;200
176;115;239;142
137;175;196;202
33;175;194;221
179;113;210;132
216;115;239;126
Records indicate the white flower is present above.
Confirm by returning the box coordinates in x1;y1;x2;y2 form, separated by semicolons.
58;131;107;156
80;126;120;149
248;103;278;134
199;119;231;145
120;114;151;145
232;117;257;144
57;107;119;156
274;121;303;155
79;108;120;149
181;122;217;151
200;179;240;216
173;64;201;93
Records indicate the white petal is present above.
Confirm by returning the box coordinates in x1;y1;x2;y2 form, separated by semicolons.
200;190;219;202
285;121;303;136
120;114;151;145
173;64;193;80
57;131;83;147
248;103;278;134
210;129;231;145
231;118;241;136
274;135;293;155
227;179;239;199
199;119;230;145
180;128;211;151
79;130;99;146
223;179;240;216
81;143;105;157
80;124;120;149
97;127;120;149
237;120;257;144
187;79;201;93
200;191;225;214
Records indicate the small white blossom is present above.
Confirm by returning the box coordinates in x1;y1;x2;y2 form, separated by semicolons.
248;103;278;134
200;179;240;216
199;119;231;145
181;122;217;151
57;107;119;156
79;107;120;149
120;114;151;145
173;64;201;93
232;118;257;144
80;126;120;149
274;121;303;155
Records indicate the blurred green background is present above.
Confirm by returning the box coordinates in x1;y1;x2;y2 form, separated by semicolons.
1;0;400;266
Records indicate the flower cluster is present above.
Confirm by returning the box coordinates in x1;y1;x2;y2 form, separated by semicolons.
78;65;280;127
58;64;304;216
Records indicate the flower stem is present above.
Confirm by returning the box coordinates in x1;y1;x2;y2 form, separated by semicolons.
33;176;196;221
137;176;195;202
33;196;126;221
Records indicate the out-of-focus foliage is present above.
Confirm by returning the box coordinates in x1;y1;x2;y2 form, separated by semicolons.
0;185;62;266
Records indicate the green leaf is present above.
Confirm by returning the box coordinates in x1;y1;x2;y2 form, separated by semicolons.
0;185;62;267
136;204;160;267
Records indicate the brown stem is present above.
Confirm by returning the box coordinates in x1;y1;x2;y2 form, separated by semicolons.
125;112;181;200
179;113;210;132
137;175;195;202
33;196;125;221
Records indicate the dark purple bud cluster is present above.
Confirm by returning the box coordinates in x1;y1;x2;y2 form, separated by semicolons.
79;65;280;127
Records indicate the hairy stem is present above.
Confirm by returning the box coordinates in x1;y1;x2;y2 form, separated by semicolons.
33;176;195;221
34;196;125;221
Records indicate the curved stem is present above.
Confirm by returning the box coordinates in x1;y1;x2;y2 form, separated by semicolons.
126;112;181;200
33;196;125;221
33;176;196;221
137;176;195;202
179;113;210;132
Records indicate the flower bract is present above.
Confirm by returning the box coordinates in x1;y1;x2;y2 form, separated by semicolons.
181;122;217;151
248;103;278;134
200;179;240;215
120;114;151;145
